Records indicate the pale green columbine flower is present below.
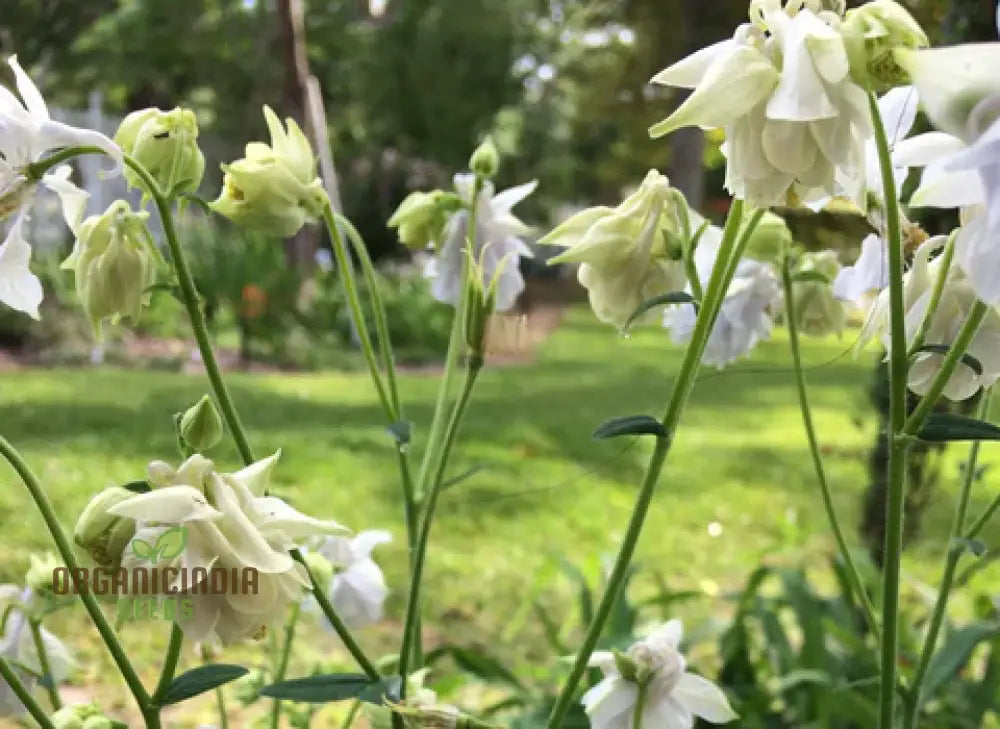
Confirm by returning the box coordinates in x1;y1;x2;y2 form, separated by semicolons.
61;200;161;338
108;453;347;643
74;486;139;569
650;0;871;207
583;620;736;729
539;170;688;329
0;55;121;318
841;0;928;89
388;190;463;250
50;703;116;729
789;250;845;337
211;106;326;237
115;106;205;198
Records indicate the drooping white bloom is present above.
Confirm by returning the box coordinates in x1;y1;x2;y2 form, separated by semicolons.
650;1;870;207
0;586;73;717
110;454;348;644
539;170;688;328
832;233;889;305
858;237;1000;400
0;57;120;317
425;173;537;313
667;224;781;367
582;620;736;729
317;530;391;630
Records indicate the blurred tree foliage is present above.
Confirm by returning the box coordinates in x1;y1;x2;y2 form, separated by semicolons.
0;0;994;256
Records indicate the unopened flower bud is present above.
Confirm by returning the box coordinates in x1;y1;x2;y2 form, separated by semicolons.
612;650;639;683
179;395;224;452
469;137;499;179
790;251;846;337
390;702;496;729
61;200;160;338
115;107;205;198
745;212;792;264
25;553;62;596
50;703;114;729
843;0;928;90
73;487;138;569
303;550;335;586
387;190;462;250
211;105;326;237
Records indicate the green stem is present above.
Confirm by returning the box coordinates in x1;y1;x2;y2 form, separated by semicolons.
122;155;255;466
215;686;230;729
28;618;61;710
546;199;759;729
291;550;380;680
906;233;956;359
781;257;879;636
869;90;911;729
632;682;649;729
903;301;988;436
965;492;1000;540
341;699;363;729
0;655;56;729
903;390;993;729
398;356;484;690
270;602;302;729
25;145;107;180
0;436;153;718
151;623;184;705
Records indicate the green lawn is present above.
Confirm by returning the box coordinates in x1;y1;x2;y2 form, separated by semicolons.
1;307;998;726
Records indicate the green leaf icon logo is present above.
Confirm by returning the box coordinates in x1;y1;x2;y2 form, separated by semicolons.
154;526;188;562
132;539;156;562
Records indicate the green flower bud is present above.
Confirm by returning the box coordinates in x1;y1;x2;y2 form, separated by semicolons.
25;553;62;596
61;200;160;338
51;703;113;729
73;487;138;569
843;0;928;90
387;190;462;250
462;246;507;360
745;211;792;264
115;107;205;198
790;251;845;338
612;650;639;683
210;105;327;237
469;137;499;179
303;551;335;586
179;395;224;452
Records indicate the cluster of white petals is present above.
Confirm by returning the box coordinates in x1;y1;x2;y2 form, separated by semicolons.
582;620;736;729
425;173;537;313
651;0;870;207
0;56;121;318
317;530;391;630
110;453;347;644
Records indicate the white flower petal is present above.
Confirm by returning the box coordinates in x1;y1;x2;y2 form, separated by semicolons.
491;180;538;215
41;166;88;233
673;672;738;723
109;485;224;523
0;211;42;319
7;56;48;121
253;495;348;539
351;530;392;560
651;39;737;88
230;450;281;497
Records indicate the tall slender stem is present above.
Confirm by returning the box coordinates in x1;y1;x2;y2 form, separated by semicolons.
0;436;152;718
151;623;184;705
781;257;879;635
903;390;993;729
291;551;380;680
270;602;302;729
546;200;760;729
869;90;911;729
122;156;255;466
965;491;1000;540
0;655;56;729
28;618;62;710
398;357;483;689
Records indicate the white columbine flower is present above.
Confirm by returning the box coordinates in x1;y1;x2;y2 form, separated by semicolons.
109;453;348;644
832;233;889;305
539;170;688;329
667;224;782;367
317;530;391;630
582;620;736;729
858;237;1000;400
0;55;121;318
0;586;73;717
426;173;537;313
650;0;870;207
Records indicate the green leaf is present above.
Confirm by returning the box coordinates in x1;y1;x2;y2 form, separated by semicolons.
160;664;249;705
386;421;412;447
923;623;1000;704
154;526;188;562
131;539;156;561
791;270;831;284
592;415;666;440
122;480;151;494
442;465;484;491
624;292;696;331
951;537;987;558
914;344;984;376
445;646;524;688
918;413;1000;442
259;674;401;704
